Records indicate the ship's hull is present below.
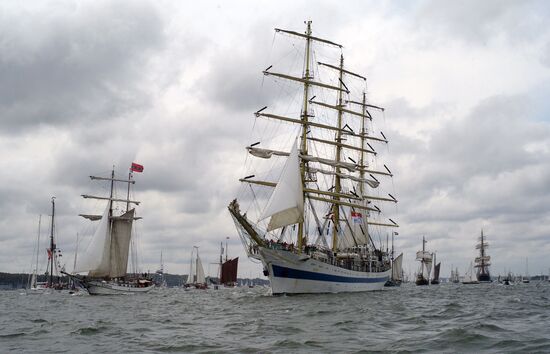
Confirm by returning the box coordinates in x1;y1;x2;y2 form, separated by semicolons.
416;276;429;286
477;273;491;282
83;280;154;295
259;248;390;294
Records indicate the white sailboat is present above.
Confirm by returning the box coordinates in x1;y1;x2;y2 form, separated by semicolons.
185;246;208;290
228;21;397;294
462;262;479;284
27;215;48;293
68;165;154;295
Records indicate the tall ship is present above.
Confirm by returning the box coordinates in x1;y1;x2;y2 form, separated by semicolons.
415;236;432;286
69;164;154;295
475;229;491;282
228;21;399;294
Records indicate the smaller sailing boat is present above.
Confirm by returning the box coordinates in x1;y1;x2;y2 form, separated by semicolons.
450;266;460;283
68;164;154;295
415;236;432;286
185;246;208;289
27;215;48;293
155;251;168;288
431;253;441;285
385;253;403;287
217;238;238;288
462;262;479;284
522;258;530;283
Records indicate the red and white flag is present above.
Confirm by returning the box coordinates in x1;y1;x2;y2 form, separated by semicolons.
130;162;144;173
351;211;363;224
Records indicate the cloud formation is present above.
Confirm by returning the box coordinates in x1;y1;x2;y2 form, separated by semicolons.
1;0;549;279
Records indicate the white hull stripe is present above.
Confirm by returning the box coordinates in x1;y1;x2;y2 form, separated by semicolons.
272;264;389;283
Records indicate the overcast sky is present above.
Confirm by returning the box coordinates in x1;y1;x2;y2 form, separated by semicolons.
1;0;549;279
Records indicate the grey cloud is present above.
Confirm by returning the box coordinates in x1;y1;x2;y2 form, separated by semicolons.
0;1;165;133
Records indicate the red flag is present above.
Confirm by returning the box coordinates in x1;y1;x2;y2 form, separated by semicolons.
131;162;144;173
47;248;52;260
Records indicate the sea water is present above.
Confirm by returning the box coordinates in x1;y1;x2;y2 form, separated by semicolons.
2;282;550;353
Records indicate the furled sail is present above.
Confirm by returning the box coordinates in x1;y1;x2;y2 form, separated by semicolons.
260;141;304;231
74;204;111;276
301;155;357;172
247;146;289;159
307;167;379;188
392;253;403;281
108;209;135;278
416;251;432;261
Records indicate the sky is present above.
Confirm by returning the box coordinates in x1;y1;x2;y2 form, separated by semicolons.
1;0;550;279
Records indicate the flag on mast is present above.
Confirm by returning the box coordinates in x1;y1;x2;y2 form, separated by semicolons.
131;162;144;173
351;211;363;224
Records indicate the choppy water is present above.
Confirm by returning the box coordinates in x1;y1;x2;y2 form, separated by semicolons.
2;282;550;353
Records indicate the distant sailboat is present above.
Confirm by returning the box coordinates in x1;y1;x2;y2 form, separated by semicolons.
217;238;238;288
450;267;460;283
431;253;440;285
462;262;479;284
475;229;491;282
27;215;48;293
185;246;208;289
68;165;154;295
385;252;403;287
416;236;432;286
522;258;530;283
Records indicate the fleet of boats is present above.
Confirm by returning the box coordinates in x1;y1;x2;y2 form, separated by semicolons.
21;23;543;297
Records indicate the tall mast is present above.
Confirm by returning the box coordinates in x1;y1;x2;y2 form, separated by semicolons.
109;168;115;218
359;91;371;246
297;20;313;253
126;170;132;212
49;197;56;287
331;54;345;252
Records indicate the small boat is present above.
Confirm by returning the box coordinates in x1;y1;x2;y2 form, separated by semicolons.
450;266;460;283
68;165;154;295
415;236;432;286
385;252;403;287
522;258;530;283
184;246;208;289
216;238;238;289
431;253;440;285
462;262;479;284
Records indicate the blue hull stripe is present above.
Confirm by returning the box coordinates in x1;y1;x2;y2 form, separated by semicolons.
272;264;389;283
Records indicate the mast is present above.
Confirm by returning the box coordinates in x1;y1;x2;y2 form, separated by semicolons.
126;170;132;212
297;20;313;253
359;91;370;243
49;197;56;287
32;215;42;288
331;54;345;252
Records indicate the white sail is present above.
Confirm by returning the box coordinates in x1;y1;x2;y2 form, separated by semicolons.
260;141;304;231
109;209;134;278
392;253;403;281
196;254;206;284
74;204;111;276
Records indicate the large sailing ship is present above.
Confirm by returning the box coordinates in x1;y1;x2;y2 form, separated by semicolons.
228;21;399;294
69;164;154;295
415;236;432;286
475;229;491;282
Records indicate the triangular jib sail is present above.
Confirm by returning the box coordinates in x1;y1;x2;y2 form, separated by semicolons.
260;140;304;231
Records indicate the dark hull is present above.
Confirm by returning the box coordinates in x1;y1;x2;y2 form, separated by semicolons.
416;276;429;286
477;273;491;282
431;280;440;285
